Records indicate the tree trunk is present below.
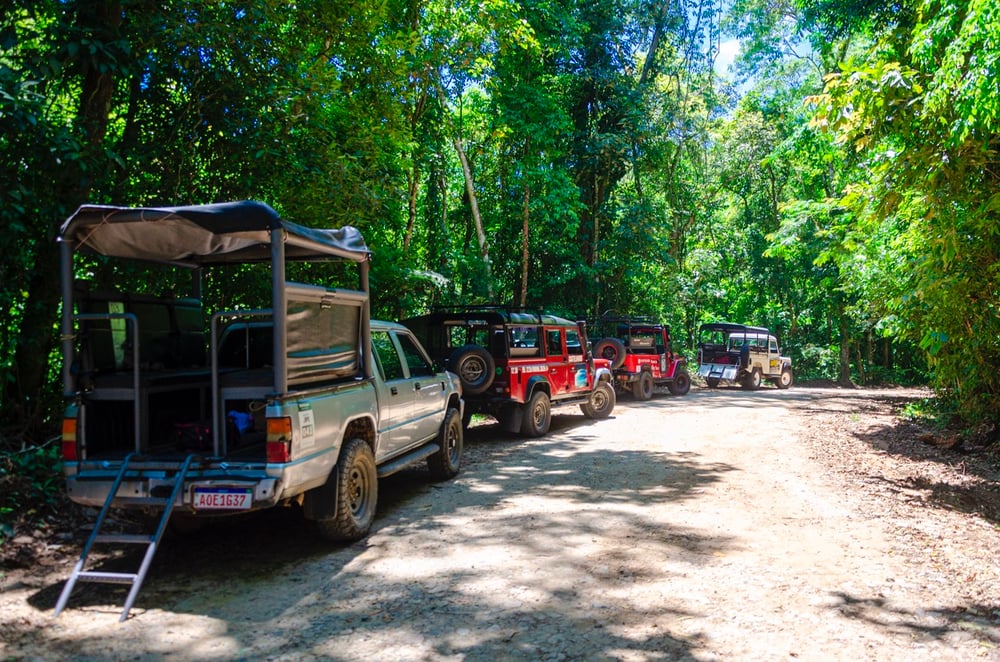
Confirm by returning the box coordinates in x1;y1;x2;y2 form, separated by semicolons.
838;313;854;387
520;181;530;307
404;164;419;250
855;346;866;386
631;144;644;205
7;1;121;441
453;137;493;299
438;173;450;275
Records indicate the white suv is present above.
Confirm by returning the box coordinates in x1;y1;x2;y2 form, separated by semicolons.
697;323;793;389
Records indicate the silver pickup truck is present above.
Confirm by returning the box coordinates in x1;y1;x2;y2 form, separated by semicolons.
57;201;463;542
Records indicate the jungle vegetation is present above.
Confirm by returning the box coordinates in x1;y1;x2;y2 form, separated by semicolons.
1;0;998;460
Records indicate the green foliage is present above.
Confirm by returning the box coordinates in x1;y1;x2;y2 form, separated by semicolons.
794;343;842;380
11;0;986;457
12;0;998;531
801;0;1000;421
899;395;960;431
0;442;63;540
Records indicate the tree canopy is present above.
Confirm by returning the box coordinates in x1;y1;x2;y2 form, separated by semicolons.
2;0;998;445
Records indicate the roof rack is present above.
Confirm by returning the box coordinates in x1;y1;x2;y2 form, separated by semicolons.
420;305;579;326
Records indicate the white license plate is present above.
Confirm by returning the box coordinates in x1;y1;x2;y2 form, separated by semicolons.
192;487;253;511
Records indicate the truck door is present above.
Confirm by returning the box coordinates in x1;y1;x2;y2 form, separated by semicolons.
371;330;415;455
392;330;448;444
544;327;579;395
767;336;781;377
565;327;591;392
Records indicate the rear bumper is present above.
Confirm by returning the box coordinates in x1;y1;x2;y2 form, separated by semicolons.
65;462;282;513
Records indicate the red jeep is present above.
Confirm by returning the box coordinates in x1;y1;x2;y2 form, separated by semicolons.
402;307;616;437
591;314;691;400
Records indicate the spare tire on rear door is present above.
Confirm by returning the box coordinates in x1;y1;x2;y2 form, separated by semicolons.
447;344;496;394
592;338;627;370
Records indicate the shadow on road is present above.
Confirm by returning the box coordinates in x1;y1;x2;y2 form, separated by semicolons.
28;410;730;660
827;591;1000;647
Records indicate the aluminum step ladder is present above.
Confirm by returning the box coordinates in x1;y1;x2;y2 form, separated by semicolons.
54;453;198;621
707;363;728;380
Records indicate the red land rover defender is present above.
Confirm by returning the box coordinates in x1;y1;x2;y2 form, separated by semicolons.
402;307;616;437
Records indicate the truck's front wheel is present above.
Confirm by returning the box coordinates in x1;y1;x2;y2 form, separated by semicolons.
316;437;378;542
777;368;793;389
427;407;463;480
581;381;616;419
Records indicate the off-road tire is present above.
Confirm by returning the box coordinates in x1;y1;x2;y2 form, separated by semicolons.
667;368;691;396
581;381;616;419
315;437;378;542
427;407;463;480
447;344;496;395
777;368;793;389
743;368;763;391
593;338;627;370
520;390;551;437
632;371;654;401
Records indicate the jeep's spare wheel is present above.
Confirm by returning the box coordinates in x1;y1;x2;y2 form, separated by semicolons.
447;344;496;394
593;338;627;370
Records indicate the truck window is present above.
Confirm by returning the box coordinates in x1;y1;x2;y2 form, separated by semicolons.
446;325;465;349
396;333;434;378
566;329;582;354
372;331;404;381
287;299;361;384
546;329;563;356
510;326;537;348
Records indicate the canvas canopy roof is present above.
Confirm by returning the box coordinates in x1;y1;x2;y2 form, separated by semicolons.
59;200;370;267
407;307;578;327
699;322;771;336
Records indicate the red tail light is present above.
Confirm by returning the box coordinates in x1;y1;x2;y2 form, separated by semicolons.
61;418;78;461
266;416;292;463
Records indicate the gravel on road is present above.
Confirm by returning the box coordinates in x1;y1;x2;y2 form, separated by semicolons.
2;385;999;661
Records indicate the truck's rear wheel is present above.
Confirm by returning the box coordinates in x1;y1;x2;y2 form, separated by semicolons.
427;407;463;480
520;391;551;437
742;368;763;391
581;381;616;419
631;372;654;401
667;368;691;396
316;437;377;542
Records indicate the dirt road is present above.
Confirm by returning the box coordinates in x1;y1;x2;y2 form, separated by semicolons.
2;385;999;660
